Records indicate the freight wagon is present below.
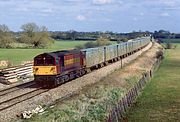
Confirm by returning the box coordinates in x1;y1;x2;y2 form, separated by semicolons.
33;37;151;87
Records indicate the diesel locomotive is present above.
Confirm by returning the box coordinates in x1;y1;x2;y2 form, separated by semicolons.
33;37;151;87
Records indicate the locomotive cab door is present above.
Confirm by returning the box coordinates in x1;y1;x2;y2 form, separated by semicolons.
56;57;62;74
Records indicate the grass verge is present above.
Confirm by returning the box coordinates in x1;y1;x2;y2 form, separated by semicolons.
126;44;180;121
19;76;141;122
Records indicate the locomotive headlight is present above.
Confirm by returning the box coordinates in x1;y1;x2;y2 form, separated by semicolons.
50;67;55;71
50;67;56;73
33;68;38;73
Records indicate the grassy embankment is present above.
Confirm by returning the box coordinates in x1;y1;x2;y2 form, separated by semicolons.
0;41;89;65
127;44;180;121
20;78;138;122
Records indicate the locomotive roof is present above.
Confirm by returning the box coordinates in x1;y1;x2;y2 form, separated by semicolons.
47;49;81;57
35;49;81;59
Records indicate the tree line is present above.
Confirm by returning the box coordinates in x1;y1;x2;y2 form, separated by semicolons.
154;30;180;39
51;30;180;42
51;30;152;41
75;37;111;49
1;25;152;49
0;23;53;48
1;22;179;49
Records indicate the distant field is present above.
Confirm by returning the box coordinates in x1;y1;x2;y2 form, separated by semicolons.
127;44;180;121
163;39;180;43
0;41;89;65
0;40;116;66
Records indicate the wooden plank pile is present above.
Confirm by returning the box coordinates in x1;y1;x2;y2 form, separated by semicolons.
0;63;33;84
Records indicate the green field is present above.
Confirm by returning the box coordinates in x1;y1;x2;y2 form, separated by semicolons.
163;39;180;43
127;44;180;121
0;41;89;65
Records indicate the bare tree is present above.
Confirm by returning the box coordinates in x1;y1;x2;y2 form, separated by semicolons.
21;23;38;33
0;24;10;32
96;37;111;46
19;22;53;48
0;24;14;48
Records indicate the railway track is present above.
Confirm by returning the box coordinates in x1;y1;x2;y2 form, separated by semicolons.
0;81;36;97
0;81;49;111
0;88;49;111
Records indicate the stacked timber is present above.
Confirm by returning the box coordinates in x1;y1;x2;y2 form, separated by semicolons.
0;63;33;84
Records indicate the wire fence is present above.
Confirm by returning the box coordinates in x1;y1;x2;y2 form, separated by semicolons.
107;57;162;122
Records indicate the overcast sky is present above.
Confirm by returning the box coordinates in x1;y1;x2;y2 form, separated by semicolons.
0;0;180;32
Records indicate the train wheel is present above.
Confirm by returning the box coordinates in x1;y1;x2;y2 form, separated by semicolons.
86;68;91;73
76;70;82;78
69;72;75;80
64;75;69;82
60;77;65;84
95;65;99;69
104;62;108;66
100;63;104;68
80;69;86;75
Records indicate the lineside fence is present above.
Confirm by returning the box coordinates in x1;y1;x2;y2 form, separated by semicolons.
0;63;33;84
107;56;163;122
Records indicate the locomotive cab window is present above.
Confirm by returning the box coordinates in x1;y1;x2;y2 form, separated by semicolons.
35;57;44;66
34;55;55;66
44;57;55;65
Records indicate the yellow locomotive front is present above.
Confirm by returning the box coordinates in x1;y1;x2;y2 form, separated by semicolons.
33;54;58;75
33;66;57;75
33;53;60;85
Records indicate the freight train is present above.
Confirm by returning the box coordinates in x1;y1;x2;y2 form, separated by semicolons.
33;37;151;87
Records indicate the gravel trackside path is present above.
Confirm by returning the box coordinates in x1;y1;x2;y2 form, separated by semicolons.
0;42;152;122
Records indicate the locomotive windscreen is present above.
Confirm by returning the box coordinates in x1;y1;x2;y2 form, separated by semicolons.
34;55;55;66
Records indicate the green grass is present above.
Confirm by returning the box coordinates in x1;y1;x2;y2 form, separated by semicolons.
163;39;180;43
126;44;180;121
18;69;140;122
0;41;89;65
20;87;126;122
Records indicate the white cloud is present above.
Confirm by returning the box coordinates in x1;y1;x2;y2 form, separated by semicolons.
159;0;176;7
1;0;59;13
160;12;170;17
144;0;180;10
140;12;144;16
93;0;112;5
133;17;138;21
76;15;86;21
104;18;111;22
41;8;54;13
15;7;29;12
